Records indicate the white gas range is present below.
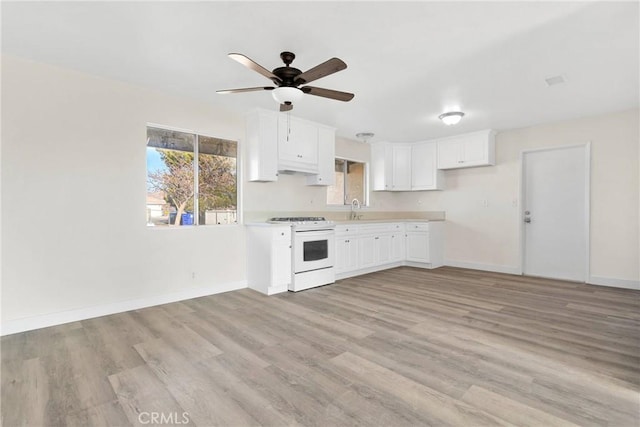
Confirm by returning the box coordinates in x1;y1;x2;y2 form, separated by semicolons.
268;217;336;292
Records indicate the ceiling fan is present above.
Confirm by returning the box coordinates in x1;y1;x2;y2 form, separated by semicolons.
217;51;354;111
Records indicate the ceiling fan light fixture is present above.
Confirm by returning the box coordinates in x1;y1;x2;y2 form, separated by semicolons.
272;87;304;105
439;111;465;125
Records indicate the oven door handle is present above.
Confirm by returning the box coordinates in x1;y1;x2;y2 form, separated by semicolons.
295;229;335;236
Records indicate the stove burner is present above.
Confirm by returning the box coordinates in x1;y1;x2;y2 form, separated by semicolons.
269;217;327;222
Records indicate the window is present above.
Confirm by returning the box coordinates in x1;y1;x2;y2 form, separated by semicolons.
146;126;237;226
326;158;367;206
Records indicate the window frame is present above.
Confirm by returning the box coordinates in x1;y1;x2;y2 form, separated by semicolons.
326;156;369;208
146;123;241;228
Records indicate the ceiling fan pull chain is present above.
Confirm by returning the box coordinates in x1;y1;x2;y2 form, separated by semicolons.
287;112;291;142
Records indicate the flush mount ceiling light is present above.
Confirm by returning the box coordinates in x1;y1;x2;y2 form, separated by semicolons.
355;132;375;143
439;111;465;125
271;87;304;106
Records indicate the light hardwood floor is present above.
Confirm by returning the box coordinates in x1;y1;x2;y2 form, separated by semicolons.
2;266;639;426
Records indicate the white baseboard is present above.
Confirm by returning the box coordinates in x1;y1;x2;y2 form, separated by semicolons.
1;280;247;336
444;260;521;275
588;275;640;290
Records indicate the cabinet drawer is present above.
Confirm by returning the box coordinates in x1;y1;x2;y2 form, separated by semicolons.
358;223;395;235
405;222;430;232
336;225;359;235
272;227;292;241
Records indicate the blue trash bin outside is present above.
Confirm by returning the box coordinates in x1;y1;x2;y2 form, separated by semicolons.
181;212;194;226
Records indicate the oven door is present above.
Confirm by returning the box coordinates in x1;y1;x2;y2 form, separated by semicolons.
294;229;335;273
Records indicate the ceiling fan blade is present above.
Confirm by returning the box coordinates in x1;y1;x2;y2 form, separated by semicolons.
216;86;274;94
301;86;354;102
295;58;347;85
280;103;293;112
228;53;282;84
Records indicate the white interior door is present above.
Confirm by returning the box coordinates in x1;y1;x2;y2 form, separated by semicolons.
522;144;589;282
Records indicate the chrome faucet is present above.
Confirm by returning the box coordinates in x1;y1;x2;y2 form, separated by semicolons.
350;198;361;220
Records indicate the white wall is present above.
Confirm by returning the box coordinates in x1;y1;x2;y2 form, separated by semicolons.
1;55;247;332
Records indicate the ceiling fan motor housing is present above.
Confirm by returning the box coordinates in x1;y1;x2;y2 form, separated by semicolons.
273;52;303;86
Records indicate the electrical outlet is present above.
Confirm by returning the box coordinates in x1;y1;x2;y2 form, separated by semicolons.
481;199;488;207
192;272;196;280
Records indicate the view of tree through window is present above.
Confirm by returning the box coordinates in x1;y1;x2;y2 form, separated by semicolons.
146;127;237;226
327;158;367;205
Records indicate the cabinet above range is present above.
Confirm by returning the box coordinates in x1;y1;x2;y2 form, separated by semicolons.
245;109;335;185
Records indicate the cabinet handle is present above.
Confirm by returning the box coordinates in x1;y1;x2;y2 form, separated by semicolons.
375;237;379;240
281;232;284;236
319;177;322;181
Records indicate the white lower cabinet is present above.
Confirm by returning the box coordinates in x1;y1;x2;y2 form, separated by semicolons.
406;231;430;263
335;221;443;279
405;222;444;266
358;236;377;269
390;231;406;262
335;233;358;275
246;225;292;295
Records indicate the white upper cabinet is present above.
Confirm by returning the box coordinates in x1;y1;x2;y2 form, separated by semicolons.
306;126;336;186
278;115;319;173
246;109;335;183
411;141;444;191
371;142;412;191
372;141;443;192
436;129;496;169
391;145;412;191
371;143;390;191
245;109;278;182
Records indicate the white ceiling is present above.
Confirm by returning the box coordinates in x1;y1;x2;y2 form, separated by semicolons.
2;1;638;142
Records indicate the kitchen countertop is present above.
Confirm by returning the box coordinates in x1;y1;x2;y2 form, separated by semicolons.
334;219;444;224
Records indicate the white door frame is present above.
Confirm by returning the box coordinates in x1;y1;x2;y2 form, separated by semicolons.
518;142;591;281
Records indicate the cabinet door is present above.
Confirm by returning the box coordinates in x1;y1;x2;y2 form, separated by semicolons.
246;110;278;182
412;142;443;190
358;236;376;269
345;239;359;272
272;239;292;287
307;127;335;186
437;139;464;169
406;231;430;263
375;234;392;264
462;137;488;166
390;233;406;262
278;116;318;165
336;237;359;274
391;145;412;191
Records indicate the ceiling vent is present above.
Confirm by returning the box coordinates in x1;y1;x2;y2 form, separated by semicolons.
545;75;566;87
